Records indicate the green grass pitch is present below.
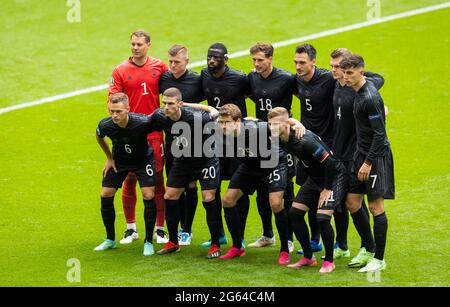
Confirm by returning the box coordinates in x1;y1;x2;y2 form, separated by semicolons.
0;0;449;286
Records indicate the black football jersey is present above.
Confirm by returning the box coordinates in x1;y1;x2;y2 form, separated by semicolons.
248;67;296;121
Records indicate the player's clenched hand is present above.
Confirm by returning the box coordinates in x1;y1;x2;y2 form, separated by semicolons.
358;162;371;181
318;189;332;208
103;158;117;177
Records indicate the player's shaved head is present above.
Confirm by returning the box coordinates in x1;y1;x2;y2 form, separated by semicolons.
340;54;365;69
207;43;228;75
163;87;182;102
168;44;188;59
209;43;228;55
110;92;129;107
130;30;151;43
295;43;316;60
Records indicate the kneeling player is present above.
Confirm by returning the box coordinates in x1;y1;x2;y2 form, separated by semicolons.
94;93;159;256
218;104;301;264
268;107;346;273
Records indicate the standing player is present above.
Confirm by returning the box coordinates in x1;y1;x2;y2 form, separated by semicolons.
330;48;385;260
94;93;158;256
149;88;223;259
200;43;250;247
294;43;336;253
340;55;394;272
159;44;204;245
108;30;168;245
247;43;297;252
268;107;346;273
217;104;298;264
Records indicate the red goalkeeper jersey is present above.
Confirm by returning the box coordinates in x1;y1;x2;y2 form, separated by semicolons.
109;56;168;140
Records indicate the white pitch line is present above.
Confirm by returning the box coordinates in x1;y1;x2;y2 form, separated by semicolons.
1;2;449;115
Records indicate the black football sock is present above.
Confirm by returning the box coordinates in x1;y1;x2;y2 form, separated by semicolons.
237;195;250;240
317;213;335;263
143;199;156;243
308;209;321;243
289;207;313;259
361;198;370;246
284;181;295;242
224;206;242;249
351;206;375;253
215;189;225;237
256;193;274;238
373;212;388;260
178;192;186;231
333;206;349;251
184;186;198;234
164;199;180;244
274;209;289;253
203;200;221;246
101;196;115;241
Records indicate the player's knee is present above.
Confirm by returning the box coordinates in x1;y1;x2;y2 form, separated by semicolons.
101;188;116;198
141;189;155;200
164;188;182;200
202;191;215;203
368;198;384;215
345;198;361;213
222;196;235;208
164;193;175;200
269;201;283;213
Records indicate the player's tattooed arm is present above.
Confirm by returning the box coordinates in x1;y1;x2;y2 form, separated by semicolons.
96;134;117;177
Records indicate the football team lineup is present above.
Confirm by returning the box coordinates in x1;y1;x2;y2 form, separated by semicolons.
1;1;449;287
94;25;394;277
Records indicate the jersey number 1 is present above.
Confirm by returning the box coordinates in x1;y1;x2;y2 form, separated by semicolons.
141;82;149;96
